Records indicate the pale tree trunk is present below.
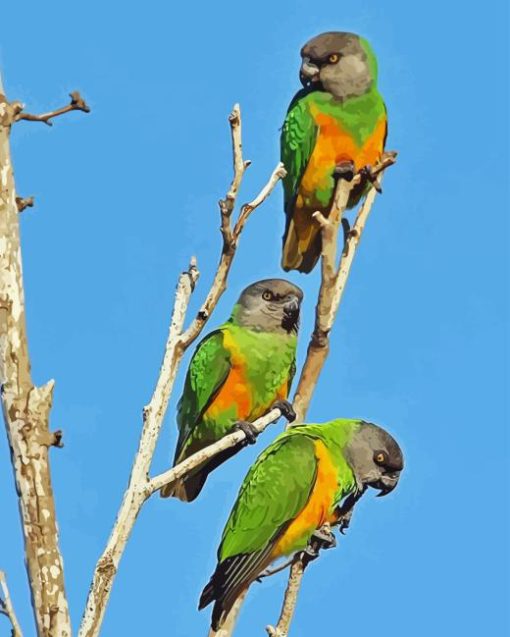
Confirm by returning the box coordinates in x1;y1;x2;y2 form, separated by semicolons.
0;77;76;637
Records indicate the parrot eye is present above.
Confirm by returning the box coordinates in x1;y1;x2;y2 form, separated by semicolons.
262;290;273;301
328;53;340;64
374;451;387;465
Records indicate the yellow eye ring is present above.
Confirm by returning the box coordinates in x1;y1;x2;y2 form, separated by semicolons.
375;452;386;464
262;290;273;301
328;53;340;64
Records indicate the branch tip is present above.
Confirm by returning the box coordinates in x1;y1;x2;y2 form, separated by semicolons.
14;90;90;126
69;91;90;113
228;105;241;125
311;210;328;227
15;196;35;213
50;430;64;448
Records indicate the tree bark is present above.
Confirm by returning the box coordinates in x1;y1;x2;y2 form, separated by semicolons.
0;88;72;636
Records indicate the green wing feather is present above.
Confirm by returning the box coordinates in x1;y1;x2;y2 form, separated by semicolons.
280;92;318;215
174;329;231;463
220;433;318;559
199;433;318;624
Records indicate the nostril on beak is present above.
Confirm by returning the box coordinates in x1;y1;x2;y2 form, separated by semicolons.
300;60;320;87
284;297;300;315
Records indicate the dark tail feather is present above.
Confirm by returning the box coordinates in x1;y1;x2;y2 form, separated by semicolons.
160;470;208;502
199;559;246;631
160;445;241;501
199;548;274;630
281;216;322;274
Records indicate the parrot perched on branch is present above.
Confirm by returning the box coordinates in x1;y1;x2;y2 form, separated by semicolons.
199;418;403;629
281;31;388;273
160;279;303;502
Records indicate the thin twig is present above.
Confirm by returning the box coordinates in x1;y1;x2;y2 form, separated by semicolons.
0;571;23;637
181;160;285;349
13;91;90;126
78;105;284;637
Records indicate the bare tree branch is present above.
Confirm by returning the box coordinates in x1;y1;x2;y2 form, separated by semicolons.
265;152;398;637
147;407;282;496
0;571;23;637
12;91;90;126
292;152;397;423
265;557;304;637
78;105;285;637
77;260;199;637
181;160;285;349
0;85;88;636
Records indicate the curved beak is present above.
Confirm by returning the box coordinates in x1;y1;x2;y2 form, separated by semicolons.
372;472;401;498
300;58;320;87
282;296;301;332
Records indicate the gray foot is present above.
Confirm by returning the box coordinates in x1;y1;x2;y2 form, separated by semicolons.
334;160;355;182
359;164;382;193
233;421;258;445
272;400;296;423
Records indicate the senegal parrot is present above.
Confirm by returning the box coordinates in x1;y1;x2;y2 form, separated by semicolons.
281;32;388;273
199;418;403;629
160;279;303;502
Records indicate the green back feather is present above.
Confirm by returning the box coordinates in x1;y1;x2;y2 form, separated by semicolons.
174;330;231;462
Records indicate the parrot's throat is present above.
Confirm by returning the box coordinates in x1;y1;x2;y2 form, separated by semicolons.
281;312;299;334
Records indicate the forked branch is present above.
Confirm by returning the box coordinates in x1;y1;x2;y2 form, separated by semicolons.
13;91;90;126
78;105;285;637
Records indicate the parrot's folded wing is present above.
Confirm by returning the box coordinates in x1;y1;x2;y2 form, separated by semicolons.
173;329;232;464
199;433;318;629
281;94;318;213
280;95;318;271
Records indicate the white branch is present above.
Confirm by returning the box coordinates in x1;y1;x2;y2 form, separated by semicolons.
0;571;23;637
147;408;282;495
78;262;198;637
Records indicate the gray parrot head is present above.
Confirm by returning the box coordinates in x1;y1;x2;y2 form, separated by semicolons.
232;279;303;334
299;32;376;101
345;422;403;496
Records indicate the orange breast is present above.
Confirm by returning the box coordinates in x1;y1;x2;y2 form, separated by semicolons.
203;330;252;421
297;113;386;210
272;440;338;557
204;366;251;421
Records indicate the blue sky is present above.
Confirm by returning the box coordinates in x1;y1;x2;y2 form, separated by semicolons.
1;1;508;636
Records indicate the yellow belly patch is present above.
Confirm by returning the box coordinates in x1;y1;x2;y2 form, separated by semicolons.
272;440;338;557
